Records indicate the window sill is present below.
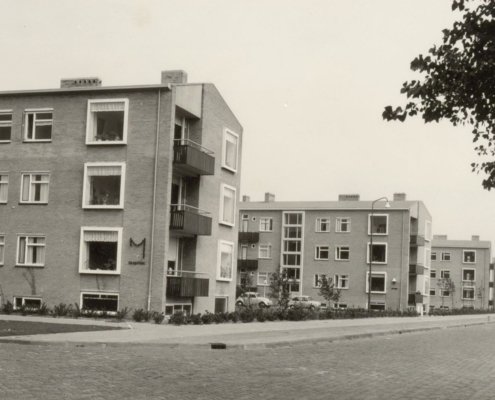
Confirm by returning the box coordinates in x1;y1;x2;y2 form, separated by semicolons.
79;270;120;275
336;231;351;233
221;165;237;174
16;264;44;268
368;233;388;236
216;277;232;282
19;202;48;205
462;262;476;264
314;258;329;261
86;141;127;146
219;221;235;228
23;140;52;143
83;205;123;210
0;140;11;144
335;259;350;262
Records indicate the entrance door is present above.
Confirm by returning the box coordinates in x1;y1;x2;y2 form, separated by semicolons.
215;297;227;313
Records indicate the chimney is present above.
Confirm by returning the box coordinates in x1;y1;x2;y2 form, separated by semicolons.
471;235;480;241
60;77;102;88
393;193;406;201
242;195;250;202
161;70;188;84
338;194;360;201
433;234;448;240
264;192;275;202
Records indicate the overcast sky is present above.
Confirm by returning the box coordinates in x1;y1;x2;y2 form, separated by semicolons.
1;0;493;246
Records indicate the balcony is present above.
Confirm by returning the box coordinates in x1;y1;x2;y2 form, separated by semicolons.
238;231;260;244
173;139;215;176
166;271;209;297
409;263;425;275
410;234;426;247
170;204;212;236
237;259;258;271
408;293;424;305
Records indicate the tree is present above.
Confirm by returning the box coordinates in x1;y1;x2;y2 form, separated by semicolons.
318;276;341;308
383;0;495;189
437;278;456;308
268;269;292;310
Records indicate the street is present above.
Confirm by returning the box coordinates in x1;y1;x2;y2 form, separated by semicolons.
1;323;494;400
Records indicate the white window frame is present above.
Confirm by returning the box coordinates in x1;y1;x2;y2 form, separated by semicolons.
463;250;476;264
219;183;236;227
80;292;119;314
462;268;476;282
19;172;50;204
217;240;234;281
441;252;451;261
0;234;4;265
165;303;192;316
315;245;330;260
0;110;12;143
79;227;123;275
440;270;450;279
257;272;270;286
366;271;387;294
462;287;475;301
16;234;46;267
258;244;272;259
82;162;126;209
315;218;330;233
313;274;326;288
14;296;42;310
425;220;432;241
0;173;8;203
335;245;350;261
259;217;273;232
86;99;129;145
430;269;437;278
334;274;349;289
335;217;351;233
367;242;388;264
430;288;436;296
221;128;239;173
23;108;53;142
368;214;389;235
431;252;437;261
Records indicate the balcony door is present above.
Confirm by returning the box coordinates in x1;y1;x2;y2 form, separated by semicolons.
240;245;248;260
174;116;189;145
167;237;184;276
171;177;187;209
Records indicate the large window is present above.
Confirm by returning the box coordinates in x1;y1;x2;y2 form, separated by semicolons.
257;272;270;286
315;218;330;232
24;109;53;142
315;245;329;260
313;274;326;288
336;217;351;233
20;173;50;203
0;235;4;265
440;270;450;279
463;250;476;263
259;217;273;232
335;245;350;261
222;129;239;172
462;268;476;282
14;297;42;311
462;287;475;300
86;99;128;144
368;214;388;235
441;252;451;261
334;274;349;289
366;272;386;293
0;174;8;203
165;303;192;317
83;163;125;208
0;111;12;142
17;235;45;267
367;243;387;263
258;244;272;259
217;240;234;281
79;227;122;274
81;292;119;313
219;184;236;226
282;212;304;268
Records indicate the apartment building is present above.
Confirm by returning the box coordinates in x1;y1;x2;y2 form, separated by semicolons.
0;70;242;315
430;235;492;310
239;193;432;313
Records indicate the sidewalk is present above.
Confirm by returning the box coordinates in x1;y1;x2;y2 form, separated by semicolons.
0;313;493;349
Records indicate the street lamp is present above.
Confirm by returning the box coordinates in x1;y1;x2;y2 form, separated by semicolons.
368;196;391;312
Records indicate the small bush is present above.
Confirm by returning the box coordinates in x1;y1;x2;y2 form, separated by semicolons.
70;303;82;319
264;308;278;321
2;301;13;315
116;307;130;321
37;302;50;316
239;307;255;323
227;311;240;323
287;305;310;321
52;303;71;317
152;311;165;324
190;313;202;325
132;308;148;322
255;308;267;322
201;312;215;325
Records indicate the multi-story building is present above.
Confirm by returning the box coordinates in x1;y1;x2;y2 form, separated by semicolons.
0;70;242;316
239;192;432;313
430;235;492;310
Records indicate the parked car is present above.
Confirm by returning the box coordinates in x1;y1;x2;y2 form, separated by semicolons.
288;296;321;309
236;292;273;308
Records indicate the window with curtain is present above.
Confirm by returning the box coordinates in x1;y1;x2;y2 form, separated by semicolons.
24;110;53;141
80;228;122;274
83;163;124;208
222;129;239;172
0;112;12;142
20;173;49;203
86;99;128;143
220;184;236;226
218;240;234;281
17;235;45;266
0;174;8;203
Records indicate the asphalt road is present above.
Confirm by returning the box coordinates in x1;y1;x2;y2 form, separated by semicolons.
1;323;494;400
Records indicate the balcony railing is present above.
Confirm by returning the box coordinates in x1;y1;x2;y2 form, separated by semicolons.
173;139;215;176
170;204;212;236
409;264;425;275
238;231;260;243
238;259;258;271
410;235;426;247
408;292;424;305
166;271;209;297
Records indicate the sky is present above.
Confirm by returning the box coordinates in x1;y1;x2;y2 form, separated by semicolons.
1;0;493;246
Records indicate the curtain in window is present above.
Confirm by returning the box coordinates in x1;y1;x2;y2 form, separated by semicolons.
84;230;118;242
0;176;7;202
90;102;125;112
87;166;121;176
21;175;30;201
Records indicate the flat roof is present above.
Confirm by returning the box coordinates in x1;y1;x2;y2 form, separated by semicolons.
432;239;491;249
239;200;422;212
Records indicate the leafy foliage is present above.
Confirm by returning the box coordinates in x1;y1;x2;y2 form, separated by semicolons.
318;276;341;307
268;269;292;310
383;0;495;189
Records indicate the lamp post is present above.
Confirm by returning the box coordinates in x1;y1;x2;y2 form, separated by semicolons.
368;196;391;312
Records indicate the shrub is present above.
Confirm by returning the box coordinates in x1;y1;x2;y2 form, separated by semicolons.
152;311;165;324
132;308;146;322
169;311;187;325
201;312;215;325
287;305;310;321
264;308;278;321
190;313;202;325
227;311;240;323
116;307;130;321
37;302;50;316
2;301;13;315
239;307;255;323
70;303;81;319
52;303;71;317
255;308;267;322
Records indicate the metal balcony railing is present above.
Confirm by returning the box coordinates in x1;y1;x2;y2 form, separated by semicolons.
238;231;260;243
173;139;215;176
170;204;212;236
166;270;209;297
409;263;425;275
410;235;426;247
237;259;258;271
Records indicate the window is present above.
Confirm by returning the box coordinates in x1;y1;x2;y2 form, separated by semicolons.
83;163;125;208
462;268;476;282
315;218;330;232
219;184;236;226
258;272;270;286
240;214;249;232
24;109;53;141
334;274;349;289
259;217;273;232
222;129;239;172
315;245;329;260
462;287;475;300
258;244;272;259
430;288;436;296
335;246;350;261
336;217;351;233
367;243;387;263
425;248;431;268
431;252;437;261
333;303;348;309
463;250;476;263
0;111;12;142
440;270;450;279
0;235;4;265
86;99;128;144
369;301;386;311
368;214;388;235
0;174;8;203
313;274;326;288
81;292;119;313
14;297;42;311
284;267;300;281
441;252;451;261
282;212;304;267
425;220;432;241
17;235;45;267
79;227;122;274
218;240;234;281
20;173;50;203
430;269;436;278
366;272;386;293
165;303;192;317
441;290;450;297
